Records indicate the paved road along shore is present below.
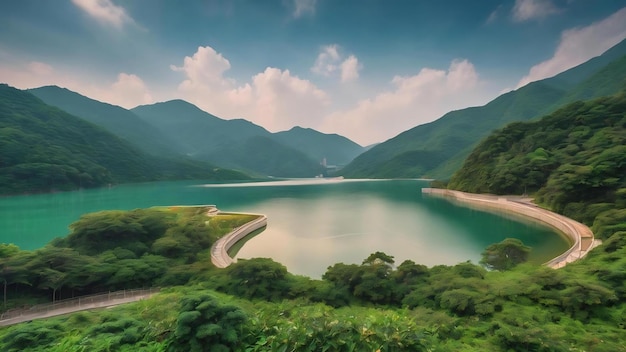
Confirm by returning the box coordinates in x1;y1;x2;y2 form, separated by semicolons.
422;188;600;268
210;213;268;268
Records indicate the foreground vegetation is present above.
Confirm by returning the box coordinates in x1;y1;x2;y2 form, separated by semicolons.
1;206;625;350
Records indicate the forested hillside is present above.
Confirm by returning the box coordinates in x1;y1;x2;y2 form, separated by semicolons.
29;86;184;157
0;84;248;195
448;92;626;235
272;126;365;166
341;38;626;179
132;100;325;177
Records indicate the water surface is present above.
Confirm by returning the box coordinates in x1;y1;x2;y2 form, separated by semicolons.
0;179;568;278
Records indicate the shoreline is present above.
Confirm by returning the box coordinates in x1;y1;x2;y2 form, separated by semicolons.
210;211;268;268
422;188;600;269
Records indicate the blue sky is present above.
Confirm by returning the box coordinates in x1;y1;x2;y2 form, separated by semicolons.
1;0;626;145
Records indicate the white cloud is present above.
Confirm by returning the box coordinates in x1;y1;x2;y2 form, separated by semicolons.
250;68;330;130
292;0;317;18
340;55;360;83
171;46;330;132
170;46;234;94
320;60;487;145
512;0;560;22
516;7;626;88
311;45;340;76
71;0;135;29
311;45;361;82
27;61;54;76
110;73;153;107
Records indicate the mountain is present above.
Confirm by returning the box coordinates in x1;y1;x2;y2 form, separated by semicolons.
448;91;626;236
131;101;326;177
131;100;269;156
28;86;184;156
341;38;626;180
0;84;248;195
204;135;325;177
272;126;365;167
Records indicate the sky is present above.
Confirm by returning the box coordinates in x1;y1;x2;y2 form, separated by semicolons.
1;0;626;146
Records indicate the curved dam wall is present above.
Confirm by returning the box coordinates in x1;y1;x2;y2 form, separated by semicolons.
422;188;596;269
210;214;268;268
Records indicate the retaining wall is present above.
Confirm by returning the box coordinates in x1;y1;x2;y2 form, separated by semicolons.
210;214;268;268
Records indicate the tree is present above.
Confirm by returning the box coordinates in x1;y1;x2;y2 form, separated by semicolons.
225;258;289;301
480;238;530;271
168;293;248;352
0;246;31;308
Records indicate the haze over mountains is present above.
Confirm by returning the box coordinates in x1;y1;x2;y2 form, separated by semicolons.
340;38;626;180
0;84;248;195
26;86;366;179
2;37;626;192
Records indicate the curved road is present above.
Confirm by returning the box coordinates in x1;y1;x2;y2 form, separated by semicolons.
422;188;599;268
210;213;268;268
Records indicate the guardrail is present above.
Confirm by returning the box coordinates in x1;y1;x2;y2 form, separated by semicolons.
0;287;160;324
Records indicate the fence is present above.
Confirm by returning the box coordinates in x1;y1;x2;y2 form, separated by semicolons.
0;287;160;324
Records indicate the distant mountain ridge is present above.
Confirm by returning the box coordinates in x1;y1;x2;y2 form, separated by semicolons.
28;86;183;157
0;84;248;195
132;101;365;177
273;126;364;167
25;86;365;178
340;38;626;180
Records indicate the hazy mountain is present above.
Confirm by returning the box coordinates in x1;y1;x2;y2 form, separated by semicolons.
0;84;248;195
272;126;365;166
28;86;183;156
132;100;269;156
203;135;325;177
341;38;626;180
132;101;333;177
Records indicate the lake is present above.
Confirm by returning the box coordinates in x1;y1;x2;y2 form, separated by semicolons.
0;179;569;278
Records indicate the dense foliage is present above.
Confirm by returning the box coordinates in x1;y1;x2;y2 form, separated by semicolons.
341;39;626;179
2;239;626;351
0;84;249;195
449;92;626;238
480;238;531;271
0;207;259;305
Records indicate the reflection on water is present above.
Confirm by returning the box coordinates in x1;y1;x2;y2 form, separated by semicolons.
0;179;569;278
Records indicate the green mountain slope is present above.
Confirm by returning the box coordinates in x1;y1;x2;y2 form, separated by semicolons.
272;126;365;166
448;91;626;231
28;86;184;156
0;84;248;195
132;101;324;177
132;100;269;156
203;135;324;177
341;38;626;180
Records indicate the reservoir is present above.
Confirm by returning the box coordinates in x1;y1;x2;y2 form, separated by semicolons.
0;179;569;278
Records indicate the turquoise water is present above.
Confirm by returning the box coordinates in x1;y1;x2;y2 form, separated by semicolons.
0;179;569;278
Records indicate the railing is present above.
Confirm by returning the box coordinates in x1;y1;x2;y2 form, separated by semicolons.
0;287;160;324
